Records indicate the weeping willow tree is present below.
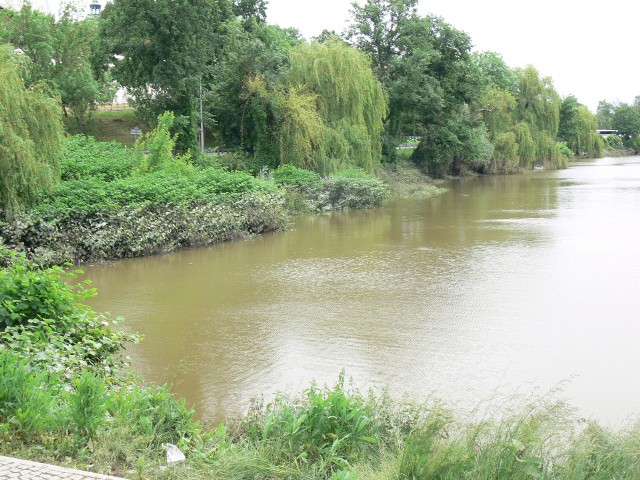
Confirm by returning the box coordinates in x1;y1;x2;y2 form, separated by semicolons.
480;65;567;172
514;66;565;168
480;85;518;173
0;45;63;217
286;40;387;174
244;75;326;170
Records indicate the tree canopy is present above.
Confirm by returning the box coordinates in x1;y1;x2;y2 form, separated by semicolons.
100;0;234;152
0;45;64;216
0;3;114;133
240;40;387;174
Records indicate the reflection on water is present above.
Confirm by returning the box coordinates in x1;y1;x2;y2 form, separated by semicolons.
84;156;640;426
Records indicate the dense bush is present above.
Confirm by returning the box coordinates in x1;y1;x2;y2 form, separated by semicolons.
276;168;388;213
0;247;138;378
605;134;624;150
273;164;322;189
61;136;138;182
317;171;387;211
0;249;201;472
557;142;575;161
0;135;290;264
38;166;280;216
1;192;287;265
0;349;201;465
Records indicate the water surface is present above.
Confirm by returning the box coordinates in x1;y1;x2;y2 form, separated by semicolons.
84;156;640;425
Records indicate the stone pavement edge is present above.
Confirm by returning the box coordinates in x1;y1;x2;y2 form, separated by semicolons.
0;455;129;480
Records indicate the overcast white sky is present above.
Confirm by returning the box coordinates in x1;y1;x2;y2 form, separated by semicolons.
268;0;640;111
15;0;639;111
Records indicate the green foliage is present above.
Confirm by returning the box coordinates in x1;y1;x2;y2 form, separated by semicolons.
413;108;493;177
237;374;378;475
273;164;322;189
207;19;301;152
287;40;387;173
105;384;201;451
347;4;487;173
596;100;615;130
0;350;60;437
41;167;277;215
134;111;194;173
0;44;63;217
479;65;567;173
271;83;327;170
68;371;107;441
0;4;115;133
100;0;233;153
2;190;287;265
557;142;575;161
272;166;386;213
515;66;561;163
398;409;462;479
558;96;602;158
557;421;640;479
0;348;202;463
0;4;55;85
473;51;518;95
0;248;139;378
61;135;138;181
1;137;289;264
611;102;640;148
240;41;387;175
0;248;83;330
315;172;387;211
604;134;624;149
138;111;178;171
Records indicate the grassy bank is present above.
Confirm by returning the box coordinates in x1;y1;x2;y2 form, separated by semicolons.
0;136;393;265
3;345;640;480
0;136;287;265
64;110;142;146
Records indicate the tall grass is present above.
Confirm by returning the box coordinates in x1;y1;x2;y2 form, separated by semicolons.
2;352;640;479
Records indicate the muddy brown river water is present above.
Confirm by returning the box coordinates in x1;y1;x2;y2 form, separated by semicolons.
83;156;640;425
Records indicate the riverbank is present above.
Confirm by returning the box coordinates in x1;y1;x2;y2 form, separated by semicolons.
3;348;640;480
0;136;403;266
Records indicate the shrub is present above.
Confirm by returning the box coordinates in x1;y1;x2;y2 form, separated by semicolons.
557;142;575;161
1;191;287;265
317;172;387;210
0;248;84;329
195;150;252;172
61;136;138;182
105;385;201;450
35;165;280;218
605;134;624;150
0;247;138;379
273;164;322;189
68;371;107;441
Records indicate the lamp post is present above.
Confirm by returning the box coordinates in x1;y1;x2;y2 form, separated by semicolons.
199;79;205;153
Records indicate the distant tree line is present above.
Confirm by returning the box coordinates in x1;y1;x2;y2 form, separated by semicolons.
0;0;622;215
596;98;640;151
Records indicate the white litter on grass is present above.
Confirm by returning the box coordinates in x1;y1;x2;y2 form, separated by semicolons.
164;443;186;465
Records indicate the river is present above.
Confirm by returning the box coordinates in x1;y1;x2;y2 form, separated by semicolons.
83;156;640;426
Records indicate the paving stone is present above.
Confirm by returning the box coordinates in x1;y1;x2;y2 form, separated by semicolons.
0;457;128;480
